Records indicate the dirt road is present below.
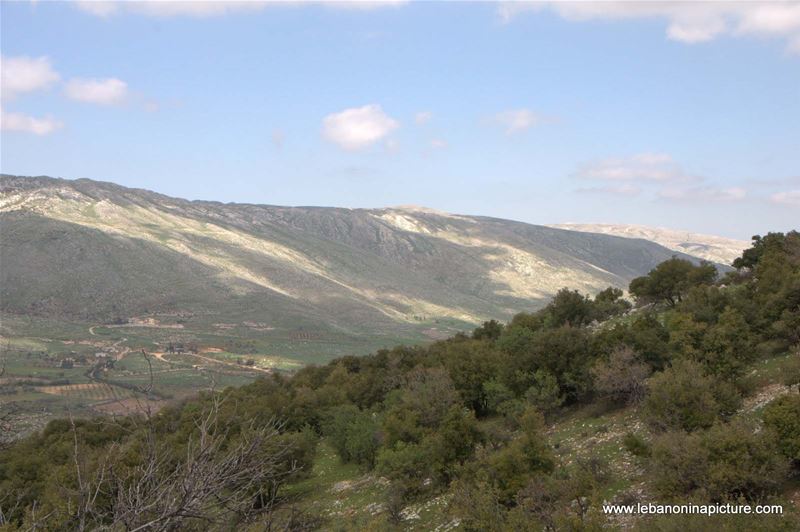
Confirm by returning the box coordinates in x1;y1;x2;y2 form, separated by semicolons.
155;350;272;374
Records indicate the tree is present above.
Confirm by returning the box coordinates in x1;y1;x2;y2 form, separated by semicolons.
524;370;565;420
544;289;597;328
496;325;536;358
0;396;308;530
502;325;593;401
643;359;740;432
592;287;632;321
480;408;555;503
394;367;461;429
449;478;510;532
591;345;650;405
650;420;788;501
629;257;717;307
434;340;505;415
698;306;756;380
732;232;799;271
594;313;672;371
322;404;379;468
763;394;800;464
482;379;515;416
472;319;504;341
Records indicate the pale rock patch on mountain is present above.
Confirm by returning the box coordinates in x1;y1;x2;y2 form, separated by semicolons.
549;223;748;265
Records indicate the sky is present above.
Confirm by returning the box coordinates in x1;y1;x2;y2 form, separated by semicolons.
1;1;799;239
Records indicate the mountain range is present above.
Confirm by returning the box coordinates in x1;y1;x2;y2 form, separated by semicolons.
549;223;748;265
1;175;725;340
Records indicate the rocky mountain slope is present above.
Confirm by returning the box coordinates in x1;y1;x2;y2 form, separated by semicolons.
1;175;704;337
550;223;749;265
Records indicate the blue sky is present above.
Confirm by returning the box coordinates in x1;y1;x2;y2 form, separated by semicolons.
1;1;799;239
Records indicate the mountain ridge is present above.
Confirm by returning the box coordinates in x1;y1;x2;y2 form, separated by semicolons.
549;222;749;265
1;174;717;345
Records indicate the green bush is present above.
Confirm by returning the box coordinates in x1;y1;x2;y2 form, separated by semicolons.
643;359;741;432
650;420;788;501
763;393;800;464
622;432;651;457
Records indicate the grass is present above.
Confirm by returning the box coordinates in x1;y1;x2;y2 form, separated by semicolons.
750;351;798;385
285;441;393;529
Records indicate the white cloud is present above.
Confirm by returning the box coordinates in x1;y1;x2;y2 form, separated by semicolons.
0;55;60;100
771;189;800;206
658;186;747;202
574;153;694;183
575;184;642;197
735;3;800;36
492;108;541;134
414;111;432;125
667;17;727;44
322;104;399;151
64;78;128;105
429;138;447;150
0;107;63;135
75;0;407;18
499;2;800;55
75;1;119;17
75;1;270;18
574;152;749;202
326;1;408;11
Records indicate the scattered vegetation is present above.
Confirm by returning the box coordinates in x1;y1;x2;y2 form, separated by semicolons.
1;231;799;529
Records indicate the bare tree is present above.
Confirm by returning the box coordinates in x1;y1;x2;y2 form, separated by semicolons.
590;345;650;405
112;396;297;530
1;334;309;531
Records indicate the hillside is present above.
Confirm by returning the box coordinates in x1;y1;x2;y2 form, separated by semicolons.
550;223;749;265
3;231;799;530
1;175;702;342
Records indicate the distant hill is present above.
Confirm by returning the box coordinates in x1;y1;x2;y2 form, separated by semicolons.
1;175;710;337
549;223;749;265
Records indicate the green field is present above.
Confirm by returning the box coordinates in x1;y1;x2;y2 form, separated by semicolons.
0;311;437;438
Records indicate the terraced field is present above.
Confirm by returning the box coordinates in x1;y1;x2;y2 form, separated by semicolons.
39;383;133;401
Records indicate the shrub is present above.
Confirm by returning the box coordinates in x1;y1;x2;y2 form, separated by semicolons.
591;345;650;405
643;359;741;432
762;393;800;464
650;420;788;501
622;432;650;457
524;370;565;420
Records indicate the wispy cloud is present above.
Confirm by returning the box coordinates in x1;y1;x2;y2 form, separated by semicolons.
658;186;747;203
75;0;408;18
499;2;800;55
572;153;751;203
322;104;399;151
492;108;543;134
414;111;432;125
64;77;129;105
574;184;642;197
0;55;60;100
0;107;63;135
573;153;695;183
429;138;447;150
770;189;800;207
76;1;271;18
